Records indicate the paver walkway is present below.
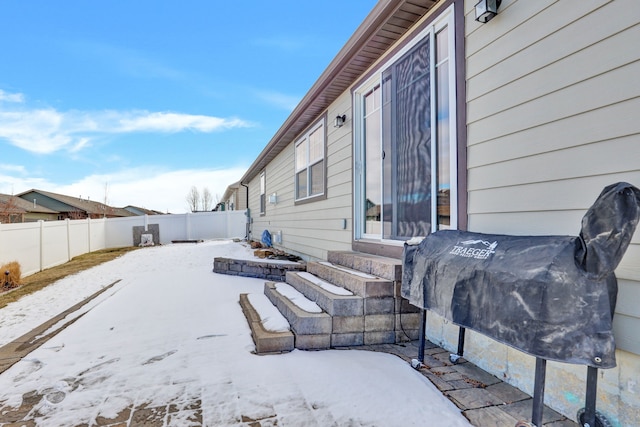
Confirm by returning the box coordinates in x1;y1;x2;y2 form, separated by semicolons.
0;289;580;427
344;342;580;427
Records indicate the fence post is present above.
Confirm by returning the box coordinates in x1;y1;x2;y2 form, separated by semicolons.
39;220;44;272
186;212;192;240
66;218;71;262
144;214;149;232
87;217;92;253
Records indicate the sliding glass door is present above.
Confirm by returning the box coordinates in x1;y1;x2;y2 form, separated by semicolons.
355;7;456;241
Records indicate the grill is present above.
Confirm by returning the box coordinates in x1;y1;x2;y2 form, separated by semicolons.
402;182;640;427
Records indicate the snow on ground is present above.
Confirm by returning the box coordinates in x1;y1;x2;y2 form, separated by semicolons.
0;240;471;426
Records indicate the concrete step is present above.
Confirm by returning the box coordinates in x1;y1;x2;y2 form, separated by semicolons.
286;271;365;347
286;271;364;316
264;282;331;350
239;293;294;355
327;251;402;282
325;251;421;344
306;261;394;298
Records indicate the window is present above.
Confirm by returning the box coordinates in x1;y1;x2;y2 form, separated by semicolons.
354;6;457;241
259;171;266;215
295;119;325;202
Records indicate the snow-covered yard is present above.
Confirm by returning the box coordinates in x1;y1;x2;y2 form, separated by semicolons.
0;240;471;426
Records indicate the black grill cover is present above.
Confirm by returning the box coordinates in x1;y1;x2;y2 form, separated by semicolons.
402;182;640;368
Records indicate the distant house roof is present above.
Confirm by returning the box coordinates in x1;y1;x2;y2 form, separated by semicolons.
124;205;165;216
0;193;59;214
240;0;437;184
16;189;135;217
222;181;240;201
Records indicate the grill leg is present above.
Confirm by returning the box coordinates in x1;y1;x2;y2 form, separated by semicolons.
418;309;426;362
532;358;547;427
411;309;427;369
450;327;466;364
583;366;598;427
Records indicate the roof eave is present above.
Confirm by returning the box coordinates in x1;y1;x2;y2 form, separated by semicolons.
239;0;437;184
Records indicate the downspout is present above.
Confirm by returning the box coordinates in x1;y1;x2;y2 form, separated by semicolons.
240;182;251;241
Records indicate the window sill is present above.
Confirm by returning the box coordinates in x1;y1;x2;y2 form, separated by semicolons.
294;193;327;206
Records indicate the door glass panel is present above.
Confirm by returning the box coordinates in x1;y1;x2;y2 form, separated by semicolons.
436;26;451;229
381;71;394;239
363;86;382;235
385;38;431;238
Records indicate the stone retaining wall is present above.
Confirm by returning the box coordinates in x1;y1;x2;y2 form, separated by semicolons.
213;257;306;282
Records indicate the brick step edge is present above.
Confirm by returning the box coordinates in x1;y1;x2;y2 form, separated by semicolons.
214;257;306;282
306;262;394;298
239;293;294;355
285;271;364;317
264;282;332;350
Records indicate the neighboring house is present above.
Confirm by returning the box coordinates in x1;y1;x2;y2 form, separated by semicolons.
236;0;640;424
220;181;247;211
0;193;59;223
124;205;165;216
17;189;135;220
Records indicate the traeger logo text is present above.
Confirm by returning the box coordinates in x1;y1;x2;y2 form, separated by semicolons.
450;240;498;260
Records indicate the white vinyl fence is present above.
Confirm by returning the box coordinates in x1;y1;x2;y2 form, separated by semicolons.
0;210;248;277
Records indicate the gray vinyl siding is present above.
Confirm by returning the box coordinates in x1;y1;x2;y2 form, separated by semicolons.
464;0;640;356
235;187;247;211
249;95;354;261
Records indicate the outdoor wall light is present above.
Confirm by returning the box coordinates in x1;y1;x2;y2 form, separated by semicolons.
269;193;277;205
475;0;501;23
334;114;346;128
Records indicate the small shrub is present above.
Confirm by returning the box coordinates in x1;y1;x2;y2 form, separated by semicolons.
1;261;21;290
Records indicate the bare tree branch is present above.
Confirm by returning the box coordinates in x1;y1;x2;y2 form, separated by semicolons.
202;187;213;211
186;186;200;212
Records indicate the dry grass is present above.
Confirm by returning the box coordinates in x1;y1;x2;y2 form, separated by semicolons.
0;246;140;309
1;261;22;289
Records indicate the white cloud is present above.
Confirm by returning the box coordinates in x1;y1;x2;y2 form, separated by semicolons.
0;90;25;103
0;109;71;153
115;112;249;133
0;172;48;195
0;106;252;154
0;164;27;174
49;165;247;214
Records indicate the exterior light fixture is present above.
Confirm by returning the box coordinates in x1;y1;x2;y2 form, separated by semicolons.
475;0;501;23
334;114;346;128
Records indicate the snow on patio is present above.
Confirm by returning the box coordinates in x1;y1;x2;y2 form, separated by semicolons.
0;240;471;426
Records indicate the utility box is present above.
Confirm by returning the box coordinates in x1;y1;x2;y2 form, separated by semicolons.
132;224;160;247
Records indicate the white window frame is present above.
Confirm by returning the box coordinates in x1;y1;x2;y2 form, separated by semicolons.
259;171;266;215
294;118;326;202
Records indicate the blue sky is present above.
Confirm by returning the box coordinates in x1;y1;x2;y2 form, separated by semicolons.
0;1;376;213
